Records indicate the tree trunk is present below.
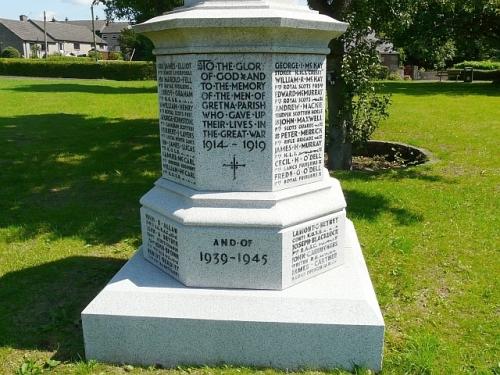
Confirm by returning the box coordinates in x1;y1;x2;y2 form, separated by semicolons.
325;36;352;170
309;0;353;170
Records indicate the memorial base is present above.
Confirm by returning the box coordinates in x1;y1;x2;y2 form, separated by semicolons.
82;220;384;372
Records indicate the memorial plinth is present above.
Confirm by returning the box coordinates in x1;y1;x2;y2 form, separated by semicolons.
82;0;384;371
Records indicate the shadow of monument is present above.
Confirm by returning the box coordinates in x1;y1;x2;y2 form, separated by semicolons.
0;256;125;360
343;189;424;225
376;81;499;97
9;83;157;95
0;113;159;246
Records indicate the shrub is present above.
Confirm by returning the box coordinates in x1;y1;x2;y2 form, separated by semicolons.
375;65;389;80
108;52;124;61
387;72;402;80
447;69;500;82
0;58;156;80
1;46;21;58
88;50;102;60
453;60;500;70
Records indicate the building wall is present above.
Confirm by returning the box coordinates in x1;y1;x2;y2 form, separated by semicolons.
381;54;399;72
101;32;121;52
0;24;24;56
61;41;96;56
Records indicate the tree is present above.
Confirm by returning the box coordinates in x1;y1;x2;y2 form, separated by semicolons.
103;0;391;170
309;0;391;169
378;0;500;68
118;28;155;61
102;0;181;23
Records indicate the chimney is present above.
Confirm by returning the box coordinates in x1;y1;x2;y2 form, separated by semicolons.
19;15;28;22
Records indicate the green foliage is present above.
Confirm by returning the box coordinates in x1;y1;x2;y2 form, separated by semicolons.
118;28;155;61
88;50;103;60
108;51;124;60
378;0;500;69
454;60;500;70
387;72;403;80
16;358;43;375
0;78;499;373
339;20;391;146
398;334;440;374
1;46;21;58
376;65;390;80
15;357;59;375
30;44;41;59
1;78;499;374
0;58;155;80
102;0;182;23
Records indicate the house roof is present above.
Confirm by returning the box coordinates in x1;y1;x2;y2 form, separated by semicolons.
30;20;106;44
66;20;107;32
102;22;130;34
66;20;130;34
0;18;55;42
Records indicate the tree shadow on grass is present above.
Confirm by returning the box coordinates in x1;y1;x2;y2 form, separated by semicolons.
0;113;160;246
333;167;455;184
376;81;500;97
331;169;443;225
0;256;126;360
344;189;424;225
8;83;157;95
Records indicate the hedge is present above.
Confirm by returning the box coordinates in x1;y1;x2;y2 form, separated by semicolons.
0;58;155;80
1;47;21;58
447;69;500;82
453;60;500;71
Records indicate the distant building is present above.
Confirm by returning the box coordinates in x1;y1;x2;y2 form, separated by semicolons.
376;41;400;73
0;15;107;58
67;20;131;52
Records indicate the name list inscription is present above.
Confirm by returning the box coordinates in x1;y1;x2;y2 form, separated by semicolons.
290;214;340;282
144;210;180;277
157;60;195;186
273;58;325;188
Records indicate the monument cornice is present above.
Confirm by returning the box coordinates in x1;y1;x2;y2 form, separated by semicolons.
134;1;348;55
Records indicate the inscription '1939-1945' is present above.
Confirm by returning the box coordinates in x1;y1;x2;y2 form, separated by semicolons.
200;237;269;265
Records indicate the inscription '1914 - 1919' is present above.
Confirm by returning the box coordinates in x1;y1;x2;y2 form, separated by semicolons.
198;59;268;155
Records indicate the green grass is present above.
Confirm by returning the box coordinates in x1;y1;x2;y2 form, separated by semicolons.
0;78;498;374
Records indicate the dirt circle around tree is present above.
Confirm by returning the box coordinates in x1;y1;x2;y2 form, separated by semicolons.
351;140;434;171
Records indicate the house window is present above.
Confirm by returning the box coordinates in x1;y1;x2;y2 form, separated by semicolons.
102;35;107;39
59;43;64;51
73;42;80;50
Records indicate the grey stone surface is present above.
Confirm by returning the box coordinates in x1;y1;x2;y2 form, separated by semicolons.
139;173;346;290
83;0;384;370
82;220;384;372
134;1;348;56
156;53;326;191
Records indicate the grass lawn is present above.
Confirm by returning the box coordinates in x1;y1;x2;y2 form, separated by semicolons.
0;78;498;374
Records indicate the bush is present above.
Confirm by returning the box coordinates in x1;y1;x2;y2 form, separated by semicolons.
0;58;156;80
108;52;124;61
453;60;500;70
447;69;500;82
1;46;21;58
375;65;389;80
387;72;402;80
88;50;102;60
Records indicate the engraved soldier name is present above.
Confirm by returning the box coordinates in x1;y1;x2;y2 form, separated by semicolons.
273;59;325;188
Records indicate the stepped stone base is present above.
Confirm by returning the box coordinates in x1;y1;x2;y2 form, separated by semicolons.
82;220;384;371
